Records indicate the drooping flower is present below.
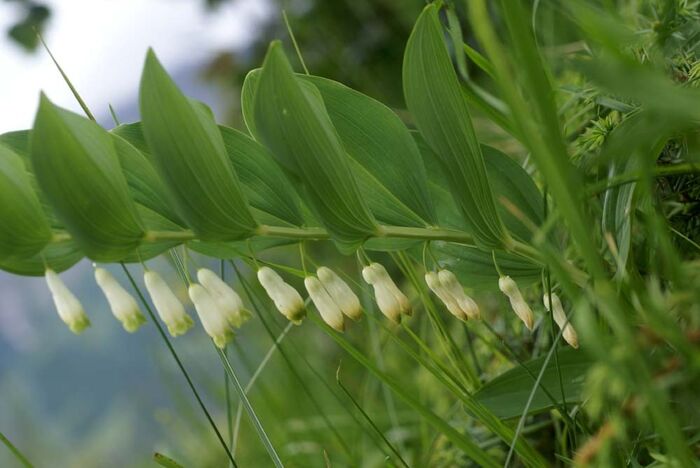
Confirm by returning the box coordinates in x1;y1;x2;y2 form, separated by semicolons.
362;263;404;323
45;268;90;334
498;275;534;330
305;276;345;332
438;269;480;320
197;268;251;328
94;268;147;332
257;266;305;323
425;271;467;321
317;266;362;320
188;283;233;349
543;292;579;349
144;270;194;337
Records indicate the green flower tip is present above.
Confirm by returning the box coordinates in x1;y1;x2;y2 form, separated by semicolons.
122;312;147;333
167;315;195;337
68;316;91;334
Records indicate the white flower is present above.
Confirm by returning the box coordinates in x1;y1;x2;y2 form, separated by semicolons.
45;268;90;334
543;292;579;349
144;270;194;337
305;276;345;332
438;270;480;320
425;271;467;321
188;283;233;349
94;268;146;333
362;263;403;323
498;275;534;330
197;268;251;328
317;266;362;320
257;266;305;323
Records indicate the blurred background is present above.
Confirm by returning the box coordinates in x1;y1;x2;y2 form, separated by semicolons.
0;1;429;466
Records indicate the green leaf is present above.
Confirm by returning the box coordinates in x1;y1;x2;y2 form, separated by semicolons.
30;94;144;262
245;70;432;228
415;131;543;242
0;239;83;276
0;143;52;260
403;5;507;249
218;125;305;227
251;42;377;252
475;348;593;419
298;75;436;226
139;49;257;240
110;132;185;227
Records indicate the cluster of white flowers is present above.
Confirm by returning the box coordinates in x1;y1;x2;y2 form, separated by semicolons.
425;269;480;321
305;267;362;332
362;262;411;323
543;292;579;348
44;265;251;349
189;268;251;349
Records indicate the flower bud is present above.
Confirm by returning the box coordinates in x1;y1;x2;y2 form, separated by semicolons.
543;293;579;348
305;276;345;332
317;266;362;320
94;268;146;332
498;275;534;330
257;267;305;323
438;270;480;320
144;270;193;337
188;283;233;349
363;264;402;323
45;268;90;334
366;263;411;316
197;268;251;328
425;271;466;321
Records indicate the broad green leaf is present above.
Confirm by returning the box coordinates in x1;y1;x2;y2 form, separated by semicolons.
403;5;507;249
31;94;144;262
251;42;377;252
299;75;436;226
110;132;185;227
245;70;431;228
415;131;543;242
218;125;304;227
1;130;72;227
0;239;83;276
0;143;52;259
475;348;593;419
139;49;257;241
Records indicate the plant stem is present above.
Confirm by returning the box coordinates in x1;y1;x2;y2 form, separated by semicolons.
217;348;284;468
586;162;700;196
119;263;238;467
0;431;33;468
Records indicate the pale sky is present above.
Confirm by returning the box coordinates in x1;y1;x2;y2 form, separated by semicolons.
0;0;272;133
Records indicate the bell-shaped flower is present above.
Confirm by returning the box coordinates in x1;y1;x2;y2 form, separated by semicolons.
543;292;579;349
257;266;305;323
94;268;146;332
197;268;251;328
305;276;345;332
363;263;411;316
317;266;362;320
362;264;402;323
45;268;90;334
144;270;193;337
438;270;480;320
425;271;467;321
188;283;233;349
498;275;534;330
